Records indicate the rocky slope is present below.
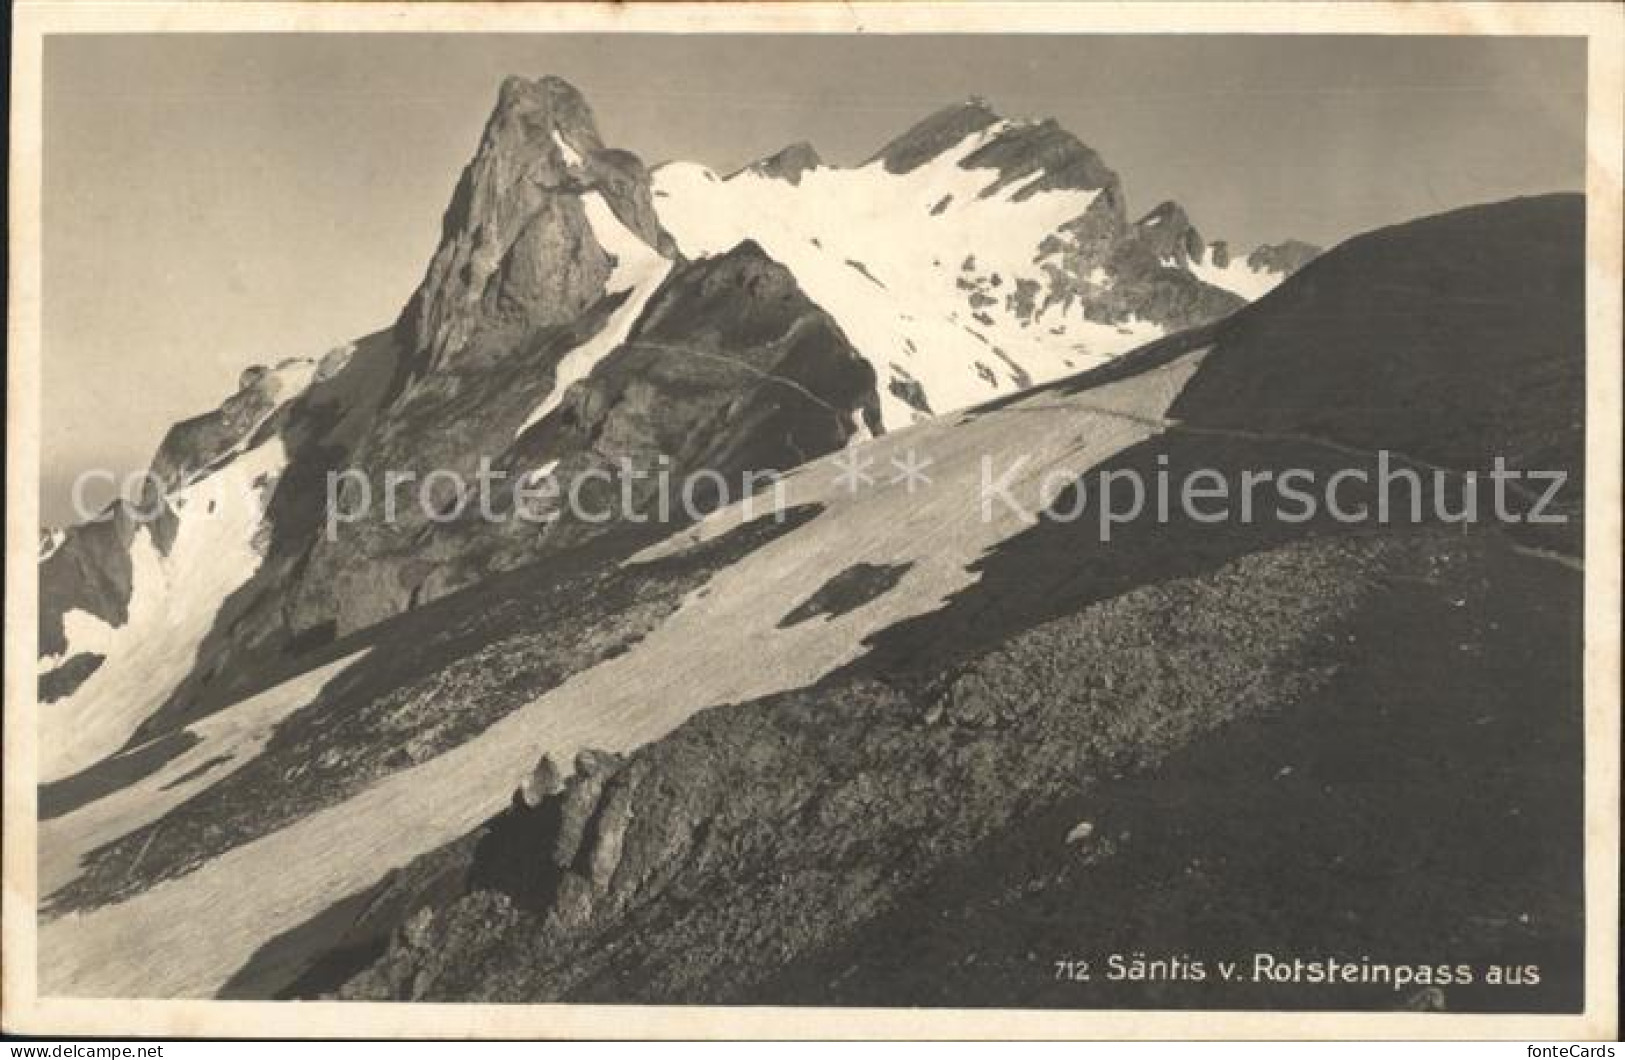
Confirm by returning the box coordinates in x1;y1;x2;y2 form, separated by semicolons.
34;194;1584;1012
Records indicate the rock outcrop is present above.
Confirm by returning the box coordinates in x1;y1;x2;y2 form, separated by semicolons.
1133;201;1206;266
38;501;142;659
144;358;315;504
1245;239;1321;275
731;141;823;185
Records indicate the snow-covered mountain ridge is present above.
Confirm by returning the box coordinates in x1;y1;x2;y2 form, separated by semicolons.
656;97;1317;426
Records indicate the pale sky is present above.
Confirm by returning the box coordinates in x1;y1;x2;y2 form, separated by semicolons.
41;34;1586;525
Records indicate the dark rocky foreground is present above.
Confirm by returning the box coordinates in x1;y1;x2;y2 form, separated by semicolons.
200;194;1585;1011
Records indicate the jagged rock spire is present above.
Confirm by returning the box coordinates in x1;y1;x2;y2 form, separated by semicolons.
398;75;672;372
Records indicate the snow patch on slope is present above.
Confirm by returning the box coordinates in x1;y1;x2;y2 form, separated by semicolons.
39;650;371;898
515;192;673;437
40;439;290;782
552;129;584;169
38;610;117;675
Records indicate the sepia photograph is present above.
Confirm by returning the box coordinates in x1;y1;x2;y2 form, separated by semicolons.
4;0;1620;1043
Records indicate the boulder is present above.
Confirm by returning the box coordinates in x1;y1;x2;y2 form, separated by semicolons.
517;752;566;809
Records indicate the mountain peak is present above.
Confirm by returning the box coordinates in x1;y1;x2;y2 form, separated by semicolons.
398;75;669;372
499;73;580;97
494;74;596;127
1138;201;1192;229
865;96;1123;211
960;118;1120;201
730;141;823;185
1134;199;1205;265
867;97;1003;174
